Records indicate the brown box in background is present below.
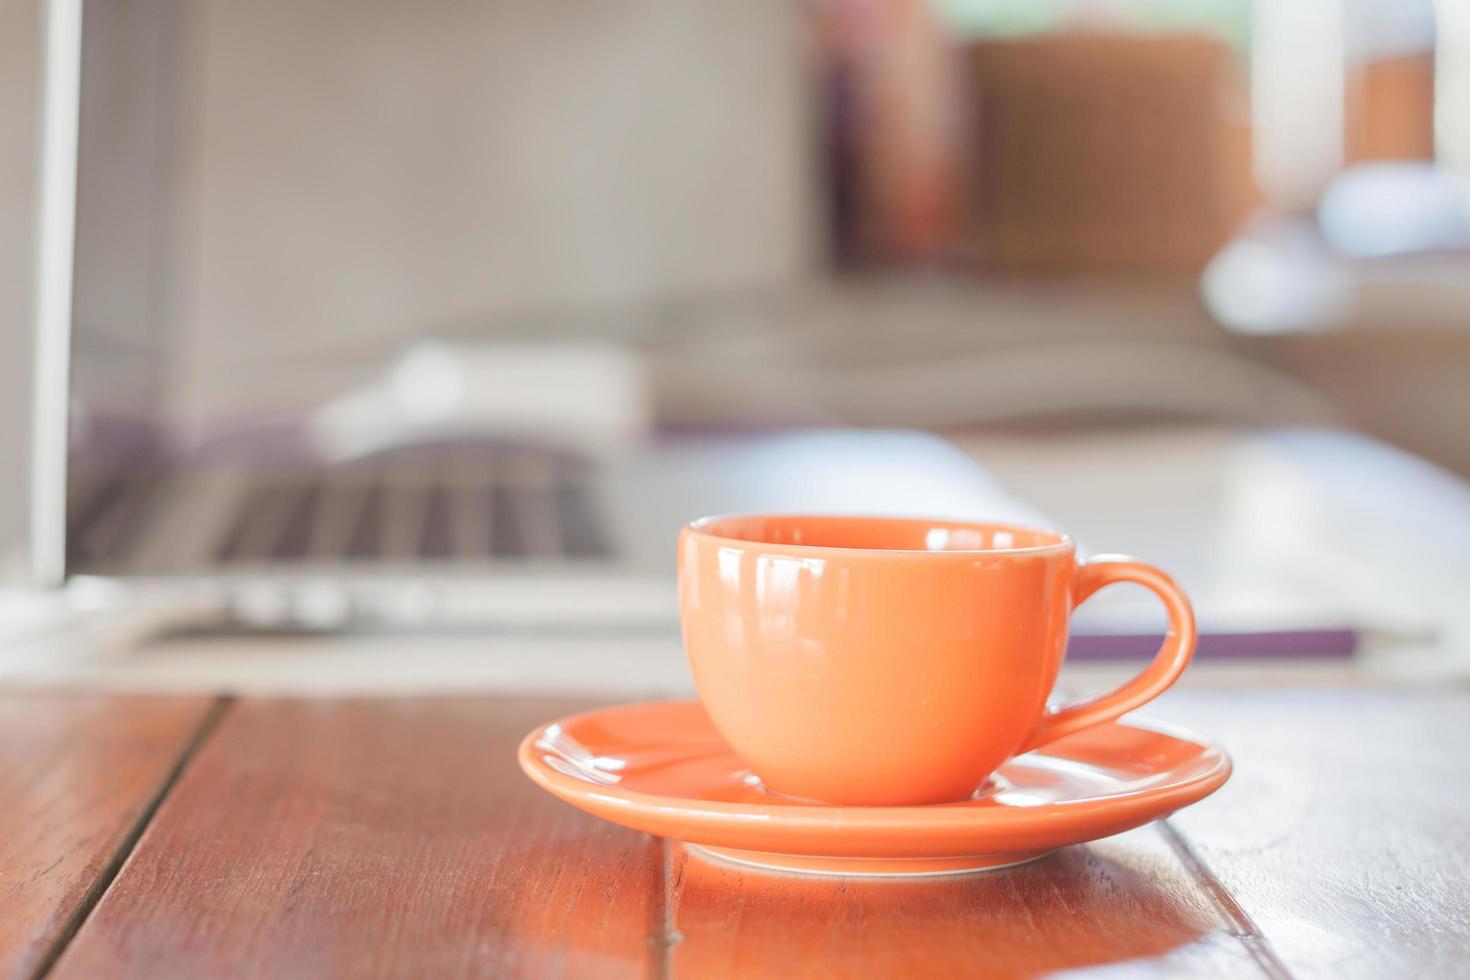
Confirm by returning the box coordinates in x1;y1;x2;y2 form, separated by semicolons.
961;34;1254;276
1347;52;1436;163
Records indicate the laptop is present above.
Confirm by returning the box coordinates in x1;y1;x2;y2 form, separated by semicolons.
8;0;1045;637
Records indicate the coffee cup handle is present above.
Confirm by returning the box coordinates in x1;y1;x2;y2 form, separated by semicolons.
1023;555;1197;752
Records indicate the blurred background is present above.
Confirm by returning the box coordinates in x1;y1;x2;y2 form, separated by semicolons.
1;0;1468;688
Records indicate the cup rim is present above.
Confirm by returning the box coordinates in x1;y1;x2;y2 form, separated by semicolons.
683;513;1074;557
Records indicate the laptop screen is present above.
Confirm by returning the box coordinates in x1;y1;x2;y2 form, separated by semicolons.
60;0;813;581
63;0;178;579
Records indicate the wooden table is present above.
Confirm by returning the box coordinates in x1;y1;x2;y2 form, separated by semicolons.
2;686;1466;980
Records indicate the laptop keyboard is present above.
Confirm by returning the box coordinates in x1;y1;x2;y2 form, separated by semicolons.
68;443;611;571
66;462;171;568
215;447;610;565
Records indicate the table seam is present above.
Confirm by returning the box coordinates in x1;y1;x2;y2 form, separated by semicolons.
1155;818;1295;980
28;695;235;980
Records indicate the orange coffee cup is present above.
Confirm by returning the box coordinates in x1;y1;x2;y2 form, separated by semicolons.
677;515;1196;806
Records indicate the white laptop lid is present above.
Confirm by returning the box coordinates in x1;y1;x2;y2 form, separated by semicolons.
21;0;818;586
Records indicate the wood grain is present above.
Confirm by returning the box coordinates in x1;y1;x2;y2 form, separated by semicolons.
667;826;1261;979
51;698;660;980
1157;686;1470;980
50;689;1467;978
0;694;219;980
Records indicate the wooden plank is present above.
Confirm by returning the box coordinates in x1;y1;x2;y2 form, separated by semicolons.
0;694;219;980
51;698;660;980
667;825;1264;979
1158;686;1470;980
53;688;1461;978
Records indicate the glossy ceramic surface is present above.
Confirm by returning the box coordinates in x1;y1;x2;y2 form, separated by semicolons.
677;515;1197;805
518;700;1232;877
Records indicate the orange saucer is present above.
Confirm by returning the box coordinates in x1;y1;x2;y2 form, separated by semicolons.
518;700;1231;877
